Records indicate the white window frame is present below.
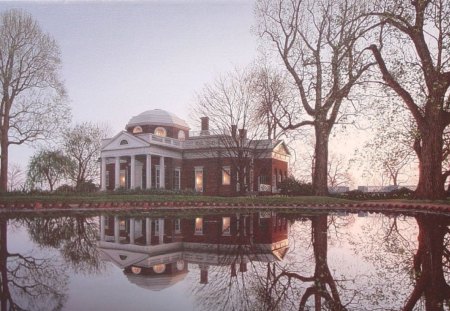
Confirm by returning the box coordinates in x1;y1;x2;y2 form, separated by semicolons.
174;168;181;190
154;127;167;137
154;219;160;234
155;166;160;189
175;219;181;233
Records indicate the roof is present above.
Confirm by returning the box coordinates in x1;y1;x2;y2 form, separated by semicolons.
126;109;190;130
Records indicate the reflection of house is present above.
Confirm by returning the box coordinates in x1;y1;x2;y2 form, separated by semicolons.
98;213;289;288
100;109;290;195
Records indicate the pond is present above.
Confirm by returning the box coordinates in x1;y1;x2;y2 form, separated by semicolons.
1;207;449;311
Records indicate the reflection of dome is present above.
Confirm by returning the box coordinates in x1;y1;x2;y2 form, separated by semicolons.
126;271;188;291
127;109;189;130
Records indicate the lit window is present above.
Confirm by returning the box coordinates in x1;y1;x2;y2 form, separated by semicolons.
120;170;126;187
222;166;231;185
222;217;231;235
195;217;203;235
176;260;185;271
119;220;126;231
178;130;186;141
133;126;143;134
154;127;167;137
195;167;203;192
120;139;128;145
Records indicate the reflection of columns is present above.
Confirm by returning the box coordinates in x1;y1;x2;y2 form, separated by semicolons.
130;155;135;189
146;218;152;245
100;215;105;241
130;218;135;244
158;218;164;244
115;157;120;189
101;157;106;191
159;156;165;189
114;216;120;243
146;155;152;189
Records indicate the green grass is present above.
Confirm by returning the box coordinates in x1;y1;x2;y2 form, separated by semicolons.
0;193;356;205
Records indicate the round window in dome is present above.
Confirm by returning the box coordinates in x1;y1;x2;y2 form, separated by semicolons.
154;127;167;137
178;130;186;141
133;126;143;134
153;264;166;274
176;260;185;271
131;266;142;275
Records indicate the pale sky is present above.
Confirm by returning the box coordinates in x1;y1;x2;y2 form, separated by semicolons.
2;0;258;166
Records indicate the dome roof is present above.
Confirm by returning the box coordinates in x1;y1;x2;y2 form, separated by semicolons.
127;109;189;130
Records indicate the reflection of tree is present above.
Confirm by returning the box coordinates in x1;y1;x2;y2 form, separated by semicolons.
0;218;67;310
403;215;450;311
265;215;347;311
25;216;103;274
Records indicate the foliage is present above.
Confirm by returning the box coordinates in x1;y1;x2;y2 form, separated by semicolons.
335;187;414;200
278;177;314;196
27;149;74;191
0;9;70;191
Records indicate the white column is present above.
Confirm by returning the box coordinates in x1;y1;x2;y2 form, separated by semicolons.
130;155;135;189
101;157;107;191
129;218;135;244
146;218;152;245
159;156;165;189
100;215;105;241
115;157;120;189
146;155;152;189
158;218;164;244
114;216;120;243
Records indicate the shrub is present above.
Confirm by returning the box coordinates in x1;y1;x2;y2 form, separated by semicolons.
279;178;314;196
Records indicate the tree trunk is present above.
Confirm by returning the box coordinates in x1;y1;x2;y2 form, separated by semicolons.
415;117;446;200
313;123;330;196
0;125;8;192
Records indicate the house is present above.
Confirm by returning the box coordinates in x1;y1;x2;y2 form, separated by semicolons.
97;212;289;287
100;109;290;195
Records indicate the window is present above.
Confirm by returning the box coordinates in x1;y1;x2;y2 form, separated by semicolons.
154;127;167;137
119;220;126;231
222;166;231;185
195;217;203;235
195;167;203;192
120;170;126;187
174;168;181;190
178;130;186;141
105;171;110;187
133;126;143;134
175;219;181;233
155;166;160;188
154;220;159;234
222;217;231;235
120;139;128;145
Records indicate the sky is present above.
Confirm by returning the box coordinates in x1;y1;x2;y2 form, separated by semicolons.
2;0;258;168
1;0;418;188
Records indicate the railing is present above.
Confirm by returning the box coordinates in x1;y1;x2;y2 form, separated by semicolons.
137;134;184;149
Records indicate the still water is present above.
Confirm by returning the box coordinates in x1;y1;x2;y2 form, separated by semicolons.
1;208;449;311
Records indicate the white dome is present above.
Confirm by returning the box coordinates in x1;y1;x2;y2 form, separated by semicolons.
127;109;189;130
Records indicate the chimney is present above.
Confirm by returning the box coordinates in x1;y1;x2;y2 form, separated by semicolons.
200;269;208;284
231;264;237;277
238;129;247;140
200;117;209;136
231;125;237;138
239;262;247;273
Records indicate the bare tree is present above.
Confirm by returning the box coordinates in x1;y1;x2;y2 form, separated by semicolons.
327;154;353;188
256;0;374;195
0;9;70;192
367;0;450;199
7;162;24;191
62;122;107;189
193;68;270;195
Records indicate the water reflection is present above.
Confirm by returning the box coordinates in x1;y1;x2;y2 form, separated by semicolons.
1;209;450;310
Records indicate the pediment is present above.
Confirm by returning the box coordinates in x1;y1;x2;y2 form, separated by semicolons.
102;131;150;151
99;248;149;269
273;141;291;156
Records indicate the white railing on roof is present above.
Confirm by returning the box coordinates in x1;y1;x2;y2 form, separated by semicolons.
137;133;184;149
